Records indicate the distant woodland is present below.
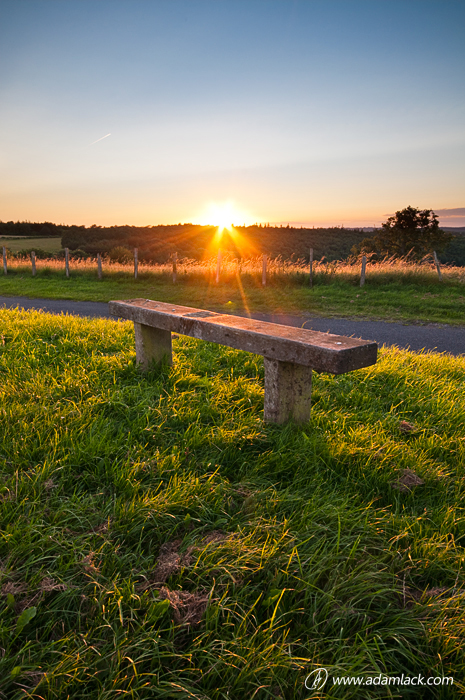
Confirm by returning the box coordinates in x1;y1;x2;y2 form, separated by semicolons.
1;220;464;265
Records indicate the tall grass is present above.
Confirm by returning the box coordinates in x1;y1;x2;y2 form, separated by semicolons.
0;307;464;698
6;252;465;286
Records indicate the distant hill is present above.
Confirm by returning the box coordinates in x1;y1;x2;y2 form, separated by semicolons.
1;220;464;264
0;220;368;261
57;223;370;262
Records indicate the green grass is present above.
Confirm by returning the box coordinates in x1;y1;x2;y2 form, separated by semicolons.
0;308;464;698
1;264;465;325
0;237;62;254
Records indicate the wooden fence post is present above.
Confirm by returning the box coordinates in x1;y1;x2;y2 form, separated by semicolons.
216;248;222;284
31;251;36;277
433;251;443;281
262;254;267;286
360;255;367;287
309;248;313;287
172;252;177;283
97;253;102;280
134;248;138;279
65;248;69;278
2;246;7;275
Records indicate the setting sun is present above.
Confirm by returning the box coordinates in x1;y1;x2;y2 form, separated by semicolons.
193;201;255;230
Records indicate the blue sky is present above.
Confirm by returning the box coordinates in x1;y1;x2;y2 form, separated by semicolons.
1;0;464;226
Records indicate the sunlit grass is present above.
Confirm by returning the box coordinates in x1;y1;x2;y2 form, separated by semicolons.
0;237;62;254
0;307;464;698
4;251;465;283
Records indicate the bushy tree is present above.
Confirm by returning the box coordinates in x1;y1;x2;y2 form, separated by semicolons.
355;206;452;259
108;246;133;263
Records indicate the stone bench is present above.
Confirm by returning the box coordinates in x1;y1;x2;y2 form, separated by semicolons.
109;298;377;424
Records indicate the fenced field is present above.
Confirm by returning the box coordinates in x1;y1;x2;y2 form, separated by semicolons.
3;251;465;283
0;237;62;254
1;253;465;326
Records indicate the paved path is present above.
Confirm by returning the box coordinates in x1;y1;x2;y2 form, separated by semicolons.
1;295;464;356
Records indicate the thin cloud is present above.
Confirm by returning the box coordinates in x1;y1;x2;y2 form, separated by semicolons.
89;133;111;145
434;208;465;217
382;208;465;219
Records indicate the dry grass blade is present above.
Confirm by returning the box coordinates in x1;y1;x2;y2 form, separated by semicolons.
137;539;194;589
390;468;424;492
39;577;67;592
1;581;28;596
399;420;416;433
403;586;450;608
200;530;229;546
154;539;191;583
158;586;209;626
80;553;100;575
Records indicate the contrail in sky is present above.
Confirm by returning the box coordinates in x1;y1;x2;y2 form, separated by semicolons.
90;133;111;145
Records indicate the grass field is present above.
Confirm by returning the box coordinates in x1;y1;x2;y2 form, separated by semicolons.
1;255;465;326
0;237;62;254
0;308;464;698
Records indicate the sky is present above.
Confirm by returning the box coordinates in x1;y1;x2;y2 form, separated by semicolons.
1;0;464;228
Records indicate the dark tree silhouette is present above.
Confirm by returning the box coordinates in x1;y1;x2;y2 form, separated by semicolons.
358;206;452;259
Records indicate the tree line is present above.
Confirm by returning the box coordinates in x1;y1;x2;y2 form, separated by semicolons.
0;221;371;262
1;208;464;264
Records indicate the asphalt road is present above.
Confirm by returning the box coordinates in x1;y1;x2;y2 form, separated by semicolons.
1;294;464;356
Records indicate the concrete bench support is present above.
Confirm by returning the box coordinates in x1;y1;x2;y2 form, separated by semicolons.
134;322;172;369
264;358;312;424
109;299;377;424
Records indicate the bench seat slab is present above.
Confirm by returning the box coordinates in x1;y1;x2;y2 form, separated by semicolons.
109;299;377;374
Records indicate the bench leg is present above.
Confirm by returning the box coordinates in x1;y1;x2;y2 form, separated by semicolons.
134;322;172;369
263;358;312;424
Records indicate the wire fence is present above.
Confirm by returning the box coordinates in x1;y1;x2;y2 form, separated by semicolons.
2;247;465;285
